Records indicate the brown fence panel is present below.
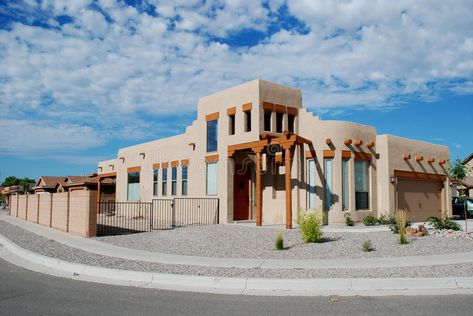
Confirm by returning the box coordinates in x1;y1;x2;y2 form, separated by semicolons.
38;194;52;226
17;195;27;219
27;195;39;223
51;192;69;231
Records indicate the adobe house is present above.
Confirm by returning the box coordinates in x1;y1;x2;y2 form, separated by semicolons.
34;176;67;194
97;79;451;226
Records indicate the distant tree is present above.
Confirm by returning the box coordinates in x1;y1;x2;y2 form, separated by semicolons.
1;176;21;187
445;158;472;231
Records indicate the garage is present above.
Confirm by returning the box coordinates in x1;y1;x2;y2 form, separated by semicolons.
395;171;446;222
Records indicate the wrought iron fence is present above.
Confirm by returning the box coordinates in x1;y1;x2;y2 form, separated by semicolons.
97;201;152;236
97;198;219;236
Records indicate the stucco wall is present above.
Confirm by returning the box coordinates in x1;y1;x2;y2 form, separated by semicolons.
27;195;39;223
51;192;69;231
38;193;52;226
18;195;27;220
10;195;18;217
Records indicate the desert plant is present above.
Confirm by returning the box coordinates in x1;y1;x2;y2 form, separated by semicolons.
275;231;284;250
389;213;412;234
298;209;324;243
362;240;374;252
345;216;354;227
363;215;377;226
428;217;462;231
377;215;390;225
396;210;409;245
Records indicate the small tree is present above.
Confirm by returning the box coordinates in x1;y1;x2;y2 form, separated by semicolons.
444;158;472;231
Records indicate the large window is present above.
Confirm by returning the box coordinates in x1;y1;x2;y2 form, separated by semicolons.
171;166;177;196
162;168;168;196
153;169;159;196
244;110;251;132
127;171;140;201
276;112;284;133
264;110;272;131
207;119;218;152
288;114;295;133
342;159;349;210
182;165;188;196
308;159;316;209
206;162;217;195
325;158;333;210
228;114;235;135
355;160;370;210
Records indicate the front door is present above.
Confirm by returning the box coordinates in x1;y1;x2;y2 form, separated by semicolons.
234;165;250;220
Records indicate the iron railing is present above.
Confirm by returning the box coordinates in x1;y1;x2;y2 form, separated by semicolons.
97;201;152;236
97;198;219;236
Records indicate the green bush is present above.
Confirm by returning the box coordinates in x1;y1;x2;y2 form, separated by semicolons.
298;210;324;243
389;213;412;234
428;217;462;231
345;216;354;226
275;232;284;250
363;215;378;226
362;240;374;252
377;215;390;225
396;210;409;245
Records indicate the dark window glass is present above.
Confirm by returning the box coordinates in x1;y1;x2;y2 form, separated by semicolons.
162;168;167;196
229;114;235;135
153;169;158;196
355;160;370;210
288;114;295;133
207;119;218;152
182;166;188;196
171;167;177;196
264;110;271;131
245;110;251;132
276;112;284;133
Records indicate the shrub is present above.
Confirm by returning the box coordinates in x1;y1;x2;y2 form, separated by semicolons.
275;232;284;250
428;217;462;231
363;215;377;226
362;240;374;252
389;213;412;234
345;216;354;227
298;210;324;243
377;215;390;225
396;210;409;245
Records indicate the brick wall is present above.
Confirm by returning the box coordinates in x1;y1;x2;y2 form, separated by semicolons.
8;192;97;237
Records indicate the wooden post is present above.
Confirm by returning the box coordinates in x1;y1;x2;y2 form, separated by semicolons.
255;151;263;226
97;176;101;204
285;146;293;229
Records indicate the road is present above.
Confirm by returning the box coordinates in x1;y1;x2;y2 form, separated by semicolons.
0;258;472;316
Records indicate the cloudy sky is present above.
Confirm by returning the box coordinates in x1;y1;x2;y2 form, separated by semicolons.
0;0;472;179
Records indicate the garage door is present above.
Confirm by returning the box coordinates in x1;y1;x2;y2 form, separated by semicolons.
397;179;443;221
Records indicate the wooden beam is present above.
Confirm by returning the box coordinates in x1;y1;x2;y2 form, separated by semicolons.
325;138;332;145
227;107;236;116
415;156;424;162
256;152;263;226
262;101;274;111
427;157;435;163
205;154;219;163
98;172;116;178
366;141;375;148
285;147;293;229
274;104;286;113
394;170;447;182
305;150;316;158
354;139;363;146
323;150;335;158
181;159;189;166
152;163;160;169
205;112;220;121
161;162;169;168
439;159;446;165
403;154;411;160
127;166;141;173
342;150;352;159
286;107;298;116
171;160;179;167
228;139;269;157
344;138;352;146
354;152;372;161
242;102;253;112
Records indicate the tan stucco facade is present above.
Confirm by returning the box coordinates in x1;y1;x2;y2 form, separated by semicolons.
98;79;451;225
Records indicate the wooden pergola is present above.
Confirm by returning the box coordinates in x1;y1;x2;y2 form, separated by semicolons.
228;131;313;229
97;172;116;203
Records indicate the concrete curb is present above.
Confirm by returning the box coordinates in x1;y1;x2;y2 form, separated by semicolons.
2;233;473;297
2;214;473;270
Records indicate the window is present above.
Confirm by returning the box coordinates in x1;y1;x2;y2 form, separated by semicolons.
325;158;333;210
342;159;349;210
182;165;188;196
288;115;295;133
127;171;140;201
308;159;316;209
244;110;251;132
171;167;177;195
207;119;218;152
162;168;167;196
206;162;217;195
228;114;235;135
276;112;284;133
264;110;272;131
355;160;370;210
153;169;159;196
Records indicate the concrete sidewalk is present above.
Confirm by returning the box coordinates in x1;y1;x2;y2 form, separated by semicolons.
2;214;473;270
1;231;473;297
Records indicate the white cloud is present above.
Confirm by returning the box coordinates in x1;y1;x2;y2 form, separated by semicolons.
0;0;472;157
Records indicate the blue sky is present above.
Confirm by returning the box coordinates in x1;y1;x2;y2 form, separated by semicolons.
0;0;472;181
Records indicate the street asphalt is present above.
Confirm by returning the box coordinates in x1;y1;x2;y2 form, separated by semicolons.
0;258;472;316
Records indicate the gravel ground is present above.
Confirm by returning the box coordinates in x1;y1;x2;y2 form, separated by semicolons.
2;220;473;279
94;224;473;259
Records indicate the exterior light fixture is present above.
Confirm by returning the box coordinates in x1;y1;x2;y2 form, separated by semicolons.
390;176;396;184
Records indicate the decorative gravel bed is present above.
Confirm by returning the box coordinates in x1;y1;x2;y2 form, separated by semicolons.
94;224;473;259
2;220;473;279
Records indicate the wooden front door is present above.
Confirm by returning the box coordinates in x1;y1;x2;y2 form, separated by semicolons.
234;166;250;220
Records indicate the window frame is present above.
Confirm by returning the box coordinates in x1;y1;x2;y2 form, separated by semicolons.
162;168;168;196
264;110;272;132
127;171;140;202
206;162;218;196
206;119;218;153
324;158;333;211
153;169;159;196
342;158;349;211
276;112;284;133
171;166;177;196
244;110;251;132
181;165;188;196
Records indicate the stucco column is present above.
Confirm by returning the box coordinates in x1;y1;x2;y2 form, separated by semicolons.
255;151;263;226
285;146;293;229
97;177;101;204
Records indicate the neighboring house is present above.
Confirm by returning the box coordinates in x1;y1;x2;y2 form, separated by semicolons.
63;175;115;200
97;79;451;226
33;176;67;194
457;153;473;197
